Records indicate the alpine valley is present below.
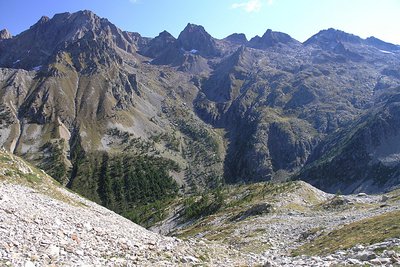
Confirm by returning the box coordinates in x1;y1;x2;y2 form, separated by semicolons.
1;10;400;266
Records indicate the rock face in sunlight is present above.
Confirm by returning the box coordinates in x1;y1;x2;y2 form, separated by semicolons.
0;29;12;40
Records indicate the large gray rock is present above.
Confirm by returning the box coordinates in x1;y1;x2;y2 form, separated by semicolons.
356;251;376;261
0;29;12;39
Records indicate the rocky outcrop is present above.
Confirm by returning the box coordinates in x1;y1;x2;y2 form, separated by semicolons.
0;29;12;39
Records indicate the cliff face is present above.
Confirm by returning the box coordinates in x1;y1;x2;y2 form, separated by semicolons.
1;10;400;199
297;88;400;193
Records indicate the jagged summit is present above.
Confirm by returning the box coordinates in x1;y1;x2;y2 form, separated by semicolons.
248;29;299;49
304;28;363;46
37;15;50;24
141;30;176;58
304;28;400;59
0;10;140;71
177;23;219;57
0;29;12;39
224;33;248;45
159;30;175;38
365;36;400;52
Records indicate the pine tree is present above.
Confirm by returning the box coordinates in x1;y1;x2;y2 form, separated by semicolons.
97;153;114;209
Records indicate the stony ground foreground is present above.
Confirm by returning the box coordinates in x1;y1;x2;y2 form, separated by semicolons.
0;150;263;266
0;181;269;266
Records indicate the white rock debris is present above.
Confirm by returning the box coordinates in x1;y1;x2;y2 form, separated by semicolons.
0;181;264;266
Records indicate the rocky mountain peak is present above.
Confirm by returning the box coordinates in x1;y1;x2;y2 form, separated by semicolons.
48;10;105;38
365;36;400;52
0;10;139;71
181;23;207;34
38;15;50;24
304;28;363;47
78;9;96;17
25;10;134;49
224;33;248;45
141;30;176;58
0;29;12;39
248;29;299;49
177;23;218;57
70;9;103;29
158;30;174;38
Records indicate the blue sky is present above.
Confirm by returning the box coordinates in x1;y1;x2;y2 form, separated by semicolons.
0;0;399;44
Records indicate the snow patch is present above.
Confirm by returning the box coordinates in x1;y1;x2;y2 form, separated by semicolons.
32;65;42;71
379;50;393;54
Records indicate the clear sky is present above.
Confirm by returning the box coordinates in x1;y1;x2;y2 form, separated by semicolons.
0;0;399;44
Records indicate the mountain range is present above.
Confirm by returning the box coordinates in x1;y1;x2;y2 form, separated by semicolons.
1;10;400;219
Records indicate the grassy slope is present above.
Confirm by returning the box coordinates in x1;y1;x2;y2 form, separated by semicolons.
292;210;400;256
0;149;85;207
165;181;328;254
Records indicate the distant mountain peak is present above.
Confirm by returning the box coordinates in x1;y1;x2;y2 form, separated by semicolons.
0;10;141;70
38;15;50;24
183;23;207;32
79;9;96;16
248;29;299;49
304;28;363;46
141;30;176;58
178;23;211;40
159;30;174;37
224;33;248;45
177;23;218;57
365;36;400;52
